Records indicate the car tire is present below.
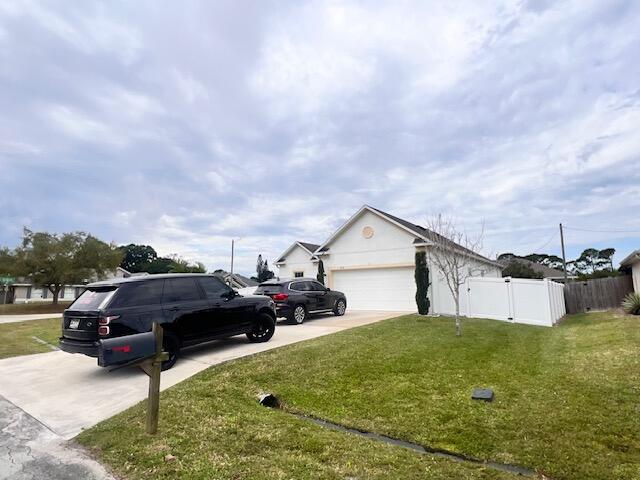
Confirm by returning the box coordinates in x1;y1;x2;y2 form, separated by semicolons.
247;313;276;343
333;299;346;316
288;305;306;325
161;334;180;371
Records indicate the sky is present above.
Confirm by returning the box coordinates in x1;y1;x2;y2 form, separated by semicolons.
1;0;639;276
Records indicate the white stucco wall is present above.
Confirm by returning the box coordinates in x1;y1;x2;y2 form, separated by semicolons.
323;210;418;274
276;245;316;279
632;262;640;293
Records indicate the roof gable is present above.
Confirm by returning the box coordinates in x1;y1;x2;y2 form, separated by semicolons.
275;241;320;264
316;205;501;268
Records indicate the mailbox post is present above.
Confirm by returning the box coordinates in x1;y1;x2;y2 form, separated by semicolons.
145;322;163;434
97;323;168;435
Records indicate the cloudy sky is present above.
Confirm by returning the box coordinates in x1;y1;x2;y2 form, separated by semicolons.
1;0;639;275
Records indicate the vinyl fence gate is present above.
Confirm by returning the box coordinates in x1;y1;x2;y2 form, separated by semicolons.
464;277;566;327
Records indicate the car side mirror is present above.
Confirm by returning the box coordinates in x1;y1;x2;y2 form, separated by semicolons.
222;290;236;300
325;287;331;292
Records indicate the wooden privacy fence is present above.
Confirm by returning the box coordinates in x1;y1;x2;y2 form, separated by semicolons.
564;275;634;314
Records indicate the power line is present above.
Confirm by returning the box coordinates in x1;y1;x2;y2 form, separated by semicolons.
563;226;640;234
529;230;558;253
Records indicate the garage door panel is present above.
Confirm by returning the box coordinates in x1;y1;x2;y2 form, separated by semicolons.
332;267;416;312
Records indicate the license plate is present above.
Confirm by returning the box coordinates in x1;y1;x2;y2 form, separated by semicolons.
69;320;80;329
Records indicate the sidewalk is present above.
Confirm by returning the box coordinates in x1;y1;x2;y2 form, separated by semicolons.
0;396;114;480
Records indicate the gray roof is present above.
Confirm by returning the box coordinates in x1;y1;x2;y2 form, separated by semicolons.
368;206;500;267
298;242;321;253
498;257;567;278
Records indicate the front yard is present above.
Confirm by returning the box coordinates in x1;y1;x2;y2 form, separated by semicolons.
78;312;639;479
0;301;71;315
0;317;60;359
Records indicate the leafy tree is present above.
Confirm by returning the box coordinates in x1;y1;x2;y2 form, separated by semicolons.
147;255;205;274
316;259;325;285
0;248;16;275
497;253;516;261
259;260;275;282
571;248;616;276
502;261;543;279
13;228;122;304
523;253;564;270
118;244;157;272
414;251;430;314
256;255;264;278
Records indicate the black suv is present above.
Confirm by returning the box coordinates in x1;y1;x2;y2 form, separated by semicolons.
255;278;347;324
59;274;276;370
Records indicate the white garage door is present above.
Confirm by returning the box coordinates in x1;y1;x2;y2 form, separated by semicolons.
332;267;416;311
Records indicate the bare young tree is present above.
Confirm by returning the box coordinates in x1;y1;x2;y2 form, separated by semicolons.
424;215;485;336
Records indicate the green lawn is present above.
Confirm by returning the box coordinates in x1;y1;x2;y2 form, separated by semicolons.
0;317;61;359
77;312;640;480
0;301;71;315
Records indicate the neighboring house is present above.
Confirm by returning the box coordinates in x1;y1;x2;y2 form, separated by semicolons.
275;242;321;279
213;271;259;289
5;267;146;304
275;205;502;312
620;249;640;292
498;257;576;282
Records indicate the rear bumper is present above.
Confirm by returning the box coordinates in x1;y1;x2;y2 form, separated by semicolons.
275;304;292;318
59;337;99;357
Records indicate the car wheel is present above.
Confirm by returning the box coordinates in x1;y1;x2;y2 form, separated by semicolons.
247;313;276;343
288;305;306;325
334;299;346;316
161;334;180;371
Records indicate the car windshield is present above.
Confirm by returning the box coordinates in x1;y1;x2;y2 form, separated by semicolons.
255;284;283;295
69;287;116;311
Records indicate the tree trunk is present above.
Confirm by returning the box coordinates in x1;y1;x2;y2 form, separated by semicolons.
454;288;461;336
49;285;61;305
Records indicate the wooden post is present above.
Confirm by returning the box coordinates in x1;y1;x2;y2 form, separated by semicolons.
559;223;568;284
146;323;163;435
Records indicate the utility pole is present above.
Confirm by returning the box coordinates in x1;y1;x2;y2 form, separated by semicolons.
230;239;235;287
559;223;568;283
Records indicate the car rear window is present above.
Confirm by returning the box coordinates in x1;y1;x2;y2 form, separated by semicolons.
70;288;116;311
255;284;283;295
109;280;164;308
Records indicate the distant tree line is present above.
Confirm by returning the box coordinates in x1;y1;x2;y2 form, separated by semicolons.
118;244;206;274
498;248;618;280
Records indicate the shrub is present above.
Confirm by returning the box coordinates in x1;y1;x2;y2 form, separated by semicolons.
414;251;430;314
622;292;640;315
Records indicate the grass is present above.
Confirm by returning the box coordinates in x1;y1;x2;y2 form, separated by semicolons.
77;312;640;480
0;317;61;359
0;301;71;315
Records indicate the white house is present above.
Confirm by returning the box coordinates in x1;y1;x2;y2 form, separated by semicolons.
275;205;502;313
7;267;145;304
620;249;640;293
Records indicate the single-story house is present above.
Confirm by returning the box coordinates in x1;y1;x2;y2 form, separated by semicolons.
213;271;259;289
620;249;640;292
275;205;502;312
498;256;576;282
5;267;145;304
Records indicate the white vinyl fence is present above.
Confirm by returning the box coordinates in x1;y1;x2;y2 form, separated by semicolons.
433;276;566;327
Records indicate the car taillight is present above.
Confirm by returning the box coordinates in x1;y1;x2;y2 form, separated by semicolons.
272;293;288;301
99;315;120;325
98;326;110;336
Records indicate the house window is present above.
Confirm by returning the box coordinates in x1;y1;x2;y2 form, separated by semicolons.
294;271;304;278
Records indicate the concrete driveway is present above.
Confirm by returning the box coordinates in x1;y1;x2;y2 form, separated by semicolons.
0;310;403;439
